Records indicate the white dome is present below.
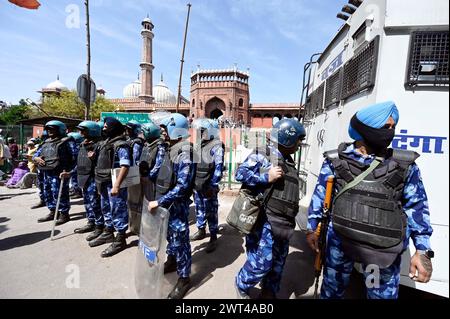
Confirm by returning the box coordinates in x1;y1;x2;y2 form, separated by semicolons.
123;79;141;98
46;77;68;90
153;79;176;104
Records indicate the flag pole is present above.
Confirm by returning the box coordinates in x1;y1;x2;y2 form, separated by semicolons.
176;3;192;113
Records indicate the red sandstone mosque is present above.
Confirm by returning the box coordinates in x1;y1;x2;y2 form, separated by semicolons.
40;17;301;128
109;17;301;128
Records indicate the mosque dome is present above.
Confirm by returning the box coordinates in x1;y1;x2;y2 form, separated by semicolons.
153;75;176;104
45;75;68;90
123;77;141;98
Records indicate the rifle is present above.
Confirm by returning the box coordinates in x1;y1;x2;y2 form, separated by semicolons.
313;175;334;298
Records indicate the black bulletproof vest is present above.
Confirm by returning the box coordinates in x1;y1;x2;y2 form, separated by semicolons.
39;137;70;171
265;150;300;219
140;139;161;171
155;141;193;199
95;135;130;183
77;141;98;188
194;139;224;192
326;143;419;263
139;139;163;201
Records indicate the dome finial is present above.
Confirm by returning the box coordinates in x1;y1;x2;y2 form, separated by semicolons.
57;74;59;80
137;72;140;80
161;73;163;82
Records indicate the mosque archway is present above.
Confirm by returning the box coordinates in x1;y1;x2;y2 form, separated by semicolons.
205;97;225;119
210;108;224;119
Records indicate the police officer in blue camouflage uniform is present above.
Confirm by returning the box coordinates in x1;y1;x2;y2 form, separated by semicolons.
71;121;103;238
147;113;195;299
90;117;131;257
148;124;169;185
235;119;306;299
306;101;434;299
67;132;84;199
139;121;166;201
34;121;76;225
190;119;224;253
125;120;144;166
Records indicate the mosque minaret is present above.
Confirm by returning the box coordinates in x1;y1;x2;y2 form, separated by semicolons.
139;16;154;103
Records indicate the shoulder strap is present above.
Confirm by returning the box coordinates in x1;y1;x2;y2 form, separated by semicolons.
334;157;383;202
384;149;419;188
323;149;339;160
59;136;70;144
323;148;355;183
391;149;420;168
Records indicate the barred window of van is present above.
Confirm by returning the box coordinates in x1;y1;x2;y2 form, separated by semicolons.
406;31;449;87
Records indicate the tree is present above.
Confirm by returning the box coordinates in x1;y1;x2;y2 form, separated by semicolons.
39;90;121;120
90;96;119;120
0;104;31;125
40;90;85;119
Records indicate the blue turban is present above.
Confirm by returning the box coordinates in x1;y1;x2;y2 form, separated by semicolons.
348;101;399;141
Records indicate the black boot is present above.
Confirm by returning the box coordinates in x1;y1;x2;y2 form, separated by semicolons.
31;200;46;209
70;189;83;199
74;221;95;234
37;211;55;223
86;226;104;241
189;228;206;241
88;227;114;247
101;232;127;257
205;236;217;253
258;288;276;299
235;282;250;299
167;277;191;299
55;213;70;226
164;255;177;274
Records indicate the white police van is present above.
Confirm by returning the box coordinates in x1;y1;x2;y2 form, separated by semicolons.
296;0;449;298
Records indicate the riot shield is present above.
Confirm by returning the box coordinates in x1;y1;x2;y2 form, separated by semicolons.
134;198;169;299
127;183;143;235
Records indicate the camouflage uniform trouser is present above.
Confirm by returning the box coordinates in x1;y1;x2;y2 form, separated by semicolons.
166;201;192;278
83;177;103;226
70;171;82;193
99;181;129;233
236;220;289;295
193;190;219;237
43;171;70;215
320;226;401;299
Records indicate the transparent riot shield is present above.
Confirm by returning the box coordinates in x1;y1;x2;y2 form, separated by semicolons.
134;197;169;299
128;183;143;235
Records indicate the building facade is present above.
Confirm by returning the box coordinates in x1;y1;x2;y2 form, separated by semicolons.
108;17;301;128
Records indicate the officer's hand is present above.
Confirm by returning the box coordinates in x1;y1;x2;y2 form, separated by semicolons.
34;157;45;166
306;231;319;253
409;251;433;283
148;201;159;211
87;151;95;159
111;185;120;197
59;170;71;180
268;166;284;183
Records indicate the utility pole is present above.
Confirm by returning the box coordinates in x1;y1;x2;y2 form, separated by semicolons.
176;3;192;113
85;0;91;120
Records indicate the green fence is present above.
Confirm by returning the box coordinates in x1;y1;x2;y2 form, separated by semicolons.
221;127;302;190
0;124;34;154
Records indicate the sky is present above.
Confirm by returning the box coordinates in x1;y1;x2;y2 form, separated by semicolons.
0;0;344;105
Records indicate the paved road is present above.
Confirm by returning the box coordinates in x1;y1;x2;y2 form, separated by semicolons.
0;186;431;299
